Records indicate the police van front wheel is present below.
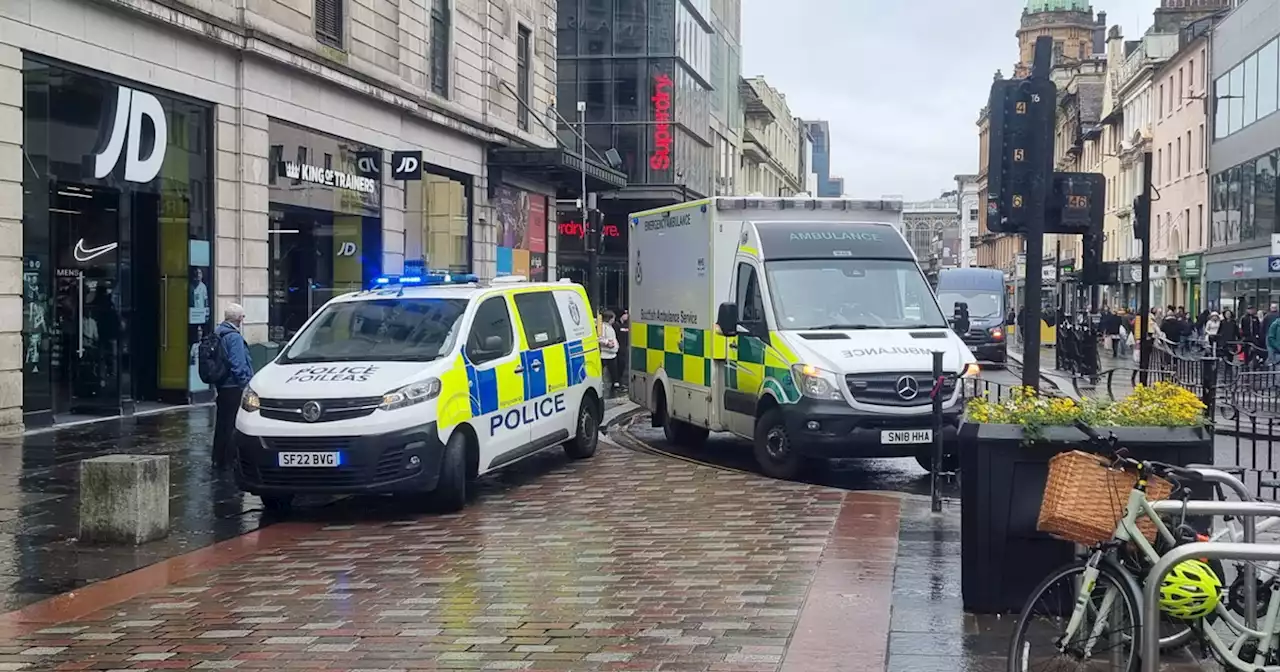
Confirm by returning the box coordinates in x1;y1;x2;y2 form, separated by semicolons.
564;399;601;460
424;431;469;513
753;408;808;481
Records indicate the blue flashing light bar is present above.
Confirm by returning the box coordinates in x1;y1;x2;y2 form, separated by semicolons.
372;272;479;288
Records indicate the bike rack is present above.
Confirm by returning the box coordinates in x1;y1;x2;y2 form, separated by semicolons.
1142;541;1280;672
1155;467;1263;628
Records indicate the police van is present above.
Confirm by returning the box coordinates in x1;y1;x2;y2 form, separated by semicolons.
234;273;605;512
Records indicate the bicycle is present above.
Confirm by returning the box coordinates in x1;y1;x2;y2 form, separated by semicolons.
1008;421;1280;671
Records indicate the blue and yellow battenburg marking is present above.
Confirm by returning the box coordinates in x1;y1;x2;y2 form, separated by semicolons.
459;338;595;422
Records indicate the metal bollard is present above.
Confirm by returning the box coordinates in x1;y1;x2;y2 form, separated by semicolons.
1142;541;1280;672
929;350;944;513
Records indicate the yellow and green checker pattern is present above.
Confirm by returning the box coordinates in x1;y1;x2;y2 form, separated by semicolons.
727;332;802;404
630;322;723;387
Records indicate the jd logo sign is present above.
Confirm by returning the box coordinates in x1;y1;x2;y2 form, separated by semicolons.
337;242;358;256
391;151;423;181
91;86;168;184
355;151;381;179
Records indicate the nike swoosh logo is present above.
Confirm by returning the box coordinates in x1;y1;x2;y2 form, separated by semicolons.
73;239;118;262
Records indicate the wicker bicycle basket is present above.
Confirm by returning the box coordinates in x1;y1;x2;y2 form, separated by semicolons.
1037;450;1173;546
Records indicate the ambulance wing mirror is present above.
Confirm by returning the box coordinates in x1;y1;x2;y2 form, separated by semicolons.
716;302;739;338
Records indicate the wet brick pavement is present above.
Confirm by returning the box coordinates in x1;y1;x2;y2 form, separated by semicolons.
0;407;273;611
0;432;901;671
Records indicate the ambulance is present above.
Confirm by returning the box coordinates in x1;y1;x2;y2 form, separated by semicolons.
628;197;978;479
234;274;604;512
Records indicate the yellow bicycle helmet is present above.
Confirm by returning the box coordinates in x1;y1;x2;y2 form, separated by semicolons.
1159;559;1222;620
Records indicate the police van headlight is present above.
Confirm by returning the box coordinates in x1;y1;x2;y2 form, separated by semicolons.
790;364;843;400
241;387;261;413
380;378;442;411
961;363;981;379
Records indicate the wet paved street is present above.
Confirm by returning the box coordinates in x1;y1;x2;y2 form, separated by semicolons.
0;413;901;671
0;407;274;611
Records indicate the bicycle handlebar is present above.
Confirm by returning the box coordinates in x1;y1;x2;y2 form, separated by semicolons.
1073;420;1204;483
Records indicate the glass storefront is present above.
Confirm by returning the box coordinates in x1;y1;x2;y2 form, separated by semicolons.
405;167;472;274
555;206;629;311
22;58;214;425
267;120;382;344
1205;279;1280;313
491;185;548;279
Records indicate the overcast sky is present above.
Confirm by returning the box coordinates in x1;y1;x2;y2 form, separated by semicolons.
741;0;1160;200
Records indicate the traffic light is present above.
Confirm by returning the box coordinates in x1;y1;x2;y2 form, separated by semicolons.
986;77;1056;233
1132;192;1151;240
1047;173;1105;235
1081;231;1104;286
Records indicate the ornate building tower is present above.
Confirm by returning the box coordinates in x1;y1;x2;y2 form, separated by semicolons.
1015;1;1099;77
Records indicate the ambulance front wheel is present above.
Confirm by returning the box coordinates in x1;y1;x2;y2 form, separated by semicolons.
754;407;809;481
425;430;469;513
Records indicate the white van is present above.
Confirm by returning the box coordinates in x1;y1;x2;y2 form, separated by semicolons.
234;274;605;512
628;198;979;479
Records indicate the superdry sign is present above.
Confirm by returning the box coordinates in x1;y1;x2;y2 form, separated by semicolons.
650;73;673;171
558;222;621;238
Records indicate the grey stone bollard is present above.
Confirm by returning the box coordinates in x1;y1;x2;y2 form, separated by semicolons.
78;455;170;545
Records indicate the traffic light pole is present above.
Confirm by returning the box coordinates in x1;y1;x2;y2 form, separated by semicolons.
1137;151;1154;383
1020;37;1055;390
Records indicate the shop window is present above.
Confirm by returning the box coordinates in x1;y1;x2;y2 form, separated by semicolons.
315;0;344;48
1227;165;1242;245
492;185;546;279
406;169;471;274
430;0;451;97
517;25;531;131
1259;152;1279;239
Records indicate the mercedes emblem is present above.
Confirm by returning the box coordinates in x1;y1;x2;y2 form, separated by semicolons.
896;376;920;401
301;401;323;422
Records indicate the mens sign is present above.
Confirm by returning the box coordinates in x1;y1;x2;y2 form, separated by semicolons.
90;86;168;184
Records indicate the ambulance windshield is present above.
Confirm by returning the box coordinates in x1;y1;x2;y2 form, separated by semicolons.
280;298;469;363
764;259;948;330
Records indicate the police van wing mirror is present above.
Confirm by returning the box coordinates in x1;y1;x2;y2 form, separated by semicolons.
716;302;739;337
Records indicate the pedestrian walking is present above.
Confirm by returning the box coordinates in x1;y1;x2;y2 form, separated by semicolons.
211;304;254;469
598;310;620;395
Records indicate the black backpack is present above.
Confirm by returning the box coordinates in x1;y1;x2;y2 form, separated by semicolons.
197;331;230;385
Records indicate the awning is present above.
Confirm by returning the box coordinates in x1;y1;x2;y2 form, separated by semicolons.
488;147;627;192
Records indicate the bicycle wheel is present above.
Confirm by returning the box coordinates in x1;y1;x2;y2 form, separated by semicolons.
1009;559;1140;672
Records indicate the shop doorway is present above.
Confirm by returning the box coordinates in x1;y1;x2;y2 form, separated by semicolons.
49;182;123;419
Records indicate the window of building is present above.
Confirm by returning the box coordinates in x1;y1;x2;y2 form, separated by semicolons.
315;0;343;48
582;0;613;55
430;0;451;97
405;167;471;274
1230;64;1245;133
1258;39;1279;121
1244;53;1259;127
1198;203;1204;249
612;59;642;122
1156;148;1162;184
582;59;613;123
1158;83;1164;118
557;0;578;57
516;25;531;131
1228;165;1242;245
1175;138;1181;180
1215;74;1230;139
1256;153;1277;243
616;0;647;54
556;61;578;122
1178;68;1184;109
1186;130;1192;174
1198;124;1204;168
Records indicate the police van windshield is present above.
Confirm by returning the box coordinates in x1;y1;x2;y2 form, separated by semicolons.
765;259;948;330
280;298;468;364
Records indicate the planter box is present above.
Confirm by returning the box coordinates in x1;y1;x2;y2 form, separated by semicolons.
959;422;1213;614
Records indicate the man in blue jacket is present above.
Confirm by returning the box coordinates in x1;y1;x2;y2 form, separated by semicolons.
214;304;255;469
